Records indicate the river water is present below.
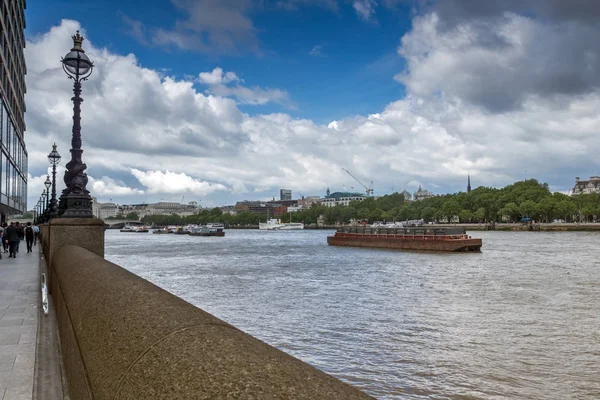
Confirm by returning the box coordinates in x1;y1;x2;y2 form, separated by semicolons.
105;229;600;399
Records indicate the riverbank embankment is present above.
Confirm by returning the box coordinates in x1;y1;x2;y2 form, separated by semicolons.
232;223;600;231
410;223;600;231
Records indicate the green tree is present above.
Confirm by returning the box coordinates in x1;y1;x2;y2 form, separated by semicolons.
555;200;577;222
421;207;436;222
473;207;486;222
498;202;519;222
126;212;139;220
442;200;461;221
537;197;556;223
582;205;595;222
519;200;538;219
459;209;473;223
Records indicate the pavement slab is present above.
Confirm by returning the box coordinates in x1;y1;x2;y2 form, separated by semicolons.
0;245;40;399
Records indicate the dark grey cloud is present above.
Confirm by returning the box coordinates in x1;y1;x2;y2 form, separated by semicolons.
122;0;259;54
398;0;600;113
431;0;600;26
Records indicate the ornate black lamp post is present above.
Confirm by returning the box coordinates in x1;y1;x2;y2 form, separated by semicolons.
36;199;42;224
48;143;62;218
58;30;94;218
41;190;47;223
44;176;51;222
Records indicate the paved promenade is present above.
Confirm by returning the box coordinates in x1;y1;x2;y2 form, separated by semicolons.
0;246;39;399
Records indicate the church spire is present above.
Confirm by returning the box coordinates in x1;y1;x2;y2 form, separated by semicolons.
467;172;472;192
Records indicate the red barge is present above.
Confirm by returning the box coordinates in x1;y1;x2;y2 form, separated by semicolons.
327;226;482;252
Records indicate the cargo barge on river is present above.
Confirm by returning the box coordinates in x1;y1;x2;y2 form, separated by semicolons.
327;226;482;252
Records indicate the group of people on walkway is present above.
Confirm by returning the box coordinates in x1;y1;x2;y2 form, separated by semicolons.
0;221;39;259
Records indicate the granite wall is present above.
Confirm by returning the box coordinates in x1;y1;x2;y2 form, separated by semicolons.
50;244;373;399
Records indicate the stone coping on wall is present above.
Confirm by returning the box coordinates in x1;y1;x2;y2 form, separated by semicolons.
51;245;373;399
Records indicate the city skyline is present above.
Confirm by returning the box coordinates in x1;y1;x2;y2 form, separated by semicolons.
23;0;600;208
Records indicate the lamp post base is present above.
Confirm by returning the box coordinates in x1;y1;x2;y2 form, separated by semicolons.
59;194;94;218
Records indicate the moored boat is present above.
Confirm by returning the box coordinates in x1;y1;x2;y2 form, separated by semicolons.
189;226;225;237
152;227;173;234
327;226;482;252
173;226;190;234
259;218;304;230
120;225;137;232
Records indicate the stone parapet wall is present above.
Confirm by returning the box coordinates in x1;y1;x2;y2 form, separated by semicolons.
51;245;372;399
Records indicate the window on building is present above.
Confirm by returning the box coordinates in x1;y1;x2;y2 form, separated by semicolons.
5;115;10;155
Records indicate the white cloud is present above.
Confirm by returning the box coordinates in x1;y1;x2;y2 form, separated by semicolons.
197;67;293;107
309;45;323;56
89;176;145;196
131;169;228;195
23;17;600;209
198;67;241;85
353;0;377;21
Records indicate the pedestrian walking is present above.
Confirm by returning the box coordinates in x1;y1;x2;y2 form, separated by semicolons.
25;222;34;253
15;222;24;253
5;222;19;258
2;222;7;253
33;224;39;245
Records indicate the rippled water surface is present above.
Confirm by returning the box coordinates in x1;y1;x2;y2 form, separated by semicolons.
105;229;600;399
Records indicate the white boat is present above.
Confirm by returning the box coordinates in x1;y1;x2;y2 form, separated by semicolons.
206;222;225;229
259;218;304;230
120;225;137;232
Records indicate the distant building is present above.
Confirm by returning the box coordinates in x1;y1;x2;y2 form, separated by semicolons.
467;173;472;193
267;199;298;207
92;198;118;219
322;191;365;207
413;185;434;201
0;0;28;220
287;205;303;213
303;196;321;208
572;176;600;195
400;190;412;202
221;205;237;215
235;201;287;217
280;189;292;201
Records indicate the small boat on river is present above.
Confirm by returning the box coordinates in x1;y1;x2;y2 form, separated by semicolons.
120;225;146;233
189;226;225;237
259;218;304;230
152;227;173;234
327;226;482;252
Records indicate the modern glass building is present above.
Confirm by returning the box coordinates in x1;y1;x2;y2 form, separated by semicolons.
0;0;27;220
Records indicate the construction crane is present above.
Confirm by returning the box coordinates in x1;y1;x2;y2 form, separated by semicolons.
342;168;374;196
392;180;412;193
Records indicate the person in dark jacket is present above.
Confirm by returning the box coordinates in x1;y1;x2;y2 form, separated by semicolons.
2;222;7;253
5;222;19;258
25;222;34;253
15;222;24;253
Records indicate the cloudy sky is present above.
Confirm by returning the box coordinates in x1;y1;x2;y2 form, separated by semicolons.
24;0;600;208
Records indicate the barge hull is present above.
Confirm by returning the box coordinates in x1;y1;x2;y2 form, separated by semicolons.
189;232;225;237
327;236;482;252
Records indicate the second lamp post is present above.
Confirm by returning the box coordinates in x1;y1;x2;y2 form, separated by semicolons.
44;176;51;222
48;143;61;218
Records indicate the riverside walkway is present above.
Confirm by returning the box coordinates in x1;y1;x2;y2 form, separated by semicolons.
0;248;38;399
0;245;63;400
0;223;370;399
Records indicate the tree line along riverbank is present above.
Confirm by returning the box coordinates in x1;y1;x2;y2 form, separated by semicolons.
213;223;600;232
136;179;599;227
